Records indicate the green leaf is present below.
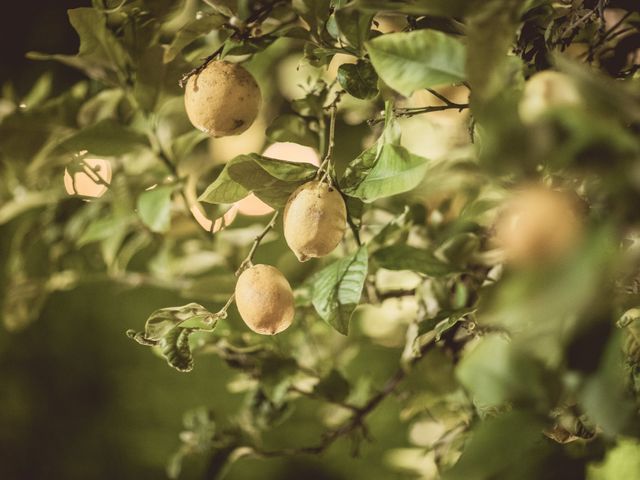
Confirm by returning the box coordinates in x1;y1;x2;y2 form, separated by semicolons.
199;153;317;207
365;30;466;96
137;185;174;233
368;206;413;253
314;369;350;402
465;0;526;104
160;328;194;372
127;303;219;372
352;0;480;16
164;13;227;62
456;334;556;409
342;144;428;202
579;331;640;437
333;8;373;51
77;214;132;247
265;114;318;148
337;61;379;100
198;161;250;205
56;119;147;156
311;246;368;335
30;8;130;84
443;411;553;480
373;245;453;276
132;302;219;341
589;439;640;480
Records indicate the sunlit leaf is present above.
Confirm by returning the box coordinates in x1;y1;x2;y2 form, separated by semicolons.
366;30;466;96
310;246;368;335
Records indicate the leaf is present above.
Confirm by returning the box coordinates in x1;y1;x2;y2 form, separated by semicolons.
311;246;368;335
164;13;227;62
127;303;219;372
352;0;480;16
160;328;194;372
373;245;454;276
199;154;317;207
337;60;379;100
368;206;413;253
443;411;556;480
133;302;218;341
465;0;526;104
456;334;557;409
198;161;250;204
314;369;350;402
77;215;132;247
434;311;471;341
333;8;373;51
137;185;174;233
265;114;318;148
30;8;130;83
365;30;466;96
342;144;428;202
56;119;147;156
579;331;640;437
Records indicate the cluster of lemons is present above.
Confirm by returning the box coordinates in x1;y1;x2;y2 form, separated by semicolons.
184;61;347;335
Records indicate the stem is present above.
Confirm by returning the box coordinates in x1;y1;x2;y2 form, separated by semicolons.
368;89;469;126
316;103;338;184
235;211;280;276
179;44;225;88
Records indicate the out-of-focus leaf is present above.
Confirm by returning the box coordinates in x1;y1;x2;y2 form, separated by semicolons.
314;369;350;403
77;214;132;247
373;245;454;276
579;331;640;438
365;30;466;96
456;334;557;409
137;185;174;233
265;114;318;148
588;439;640;480
443;411;566;480
368;206;413;253
29;8;129;84
56;119;147;156
311;246;368;335
351;0;480;16
466;0;526;104
164;13;227;62
333;7;373;51
0;190;62;225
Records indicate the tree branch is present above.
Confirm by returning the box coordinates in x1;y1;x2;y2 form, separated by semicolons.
245;336;437;458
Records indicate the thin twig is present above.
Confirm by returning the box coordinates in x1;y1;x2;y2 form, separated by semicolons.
235;210;280;275
316;92;344;184
179;44;225;88
368;89;469;126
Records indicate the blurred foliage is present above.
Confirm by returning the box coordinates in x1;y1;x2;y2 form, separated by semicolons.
1;0;640;479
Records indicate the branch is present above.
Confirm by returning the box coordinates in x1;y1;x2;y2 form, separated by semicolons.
245;336;437;458
368;89;469;126
235;210;280;275
178;44;225;88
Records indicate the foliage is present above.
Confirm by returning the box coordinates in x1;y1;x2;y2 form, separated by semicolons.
1;0;640;479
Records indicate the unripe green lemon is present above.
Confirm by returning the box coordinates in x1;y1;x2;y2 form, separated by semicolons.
494;185;583;266
184;60;261;137
235;264;294;335
283;181;347;262
518;71;581;124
